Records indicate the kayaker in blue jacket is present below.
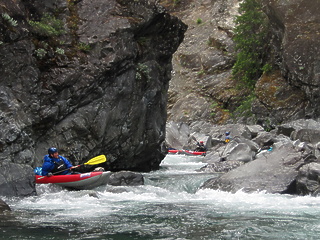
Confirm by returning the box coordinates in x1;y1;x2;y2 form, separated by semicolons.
42;147;74;176
225;131;231;143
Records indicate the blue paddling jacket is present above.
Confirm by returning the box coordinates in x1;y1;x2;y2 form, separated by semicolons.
41;155;73;176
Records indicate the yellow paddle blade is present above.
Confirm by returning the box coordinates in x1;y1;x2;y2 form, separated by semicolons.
84;155;107;165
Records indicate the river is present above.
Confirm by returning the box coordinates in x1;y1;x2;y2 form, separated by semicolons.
2;154;320;239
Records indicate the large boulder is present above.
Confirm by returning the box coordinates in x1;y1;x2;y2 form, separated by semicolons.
296;162;320;196
0;163;36;197
220;136;259;162
165;121;190;149
201;140;306;194
276;119;320;144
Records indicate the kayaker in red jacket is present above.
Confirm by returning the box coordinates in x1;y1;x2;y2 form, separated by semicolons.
194;141;207;152
42;147;74;176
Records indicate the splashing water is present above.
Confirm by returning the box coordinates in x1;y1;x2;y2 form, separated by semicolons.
2;154;320;239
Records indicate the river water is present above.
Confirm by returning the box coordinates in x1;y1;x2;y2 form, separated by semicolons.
2;154;320;239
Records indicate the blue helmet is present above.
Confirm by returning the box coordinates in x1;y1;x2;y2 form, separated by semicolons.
225;131;230;135
48;147;58;154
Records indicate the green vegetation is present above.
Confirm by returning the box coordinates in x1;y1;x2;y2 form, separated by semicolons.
77;42;91;52
2;13;18;27
28;13;65;37
196;18;203;24
197;69;205;76
262;63;272;74
34;48;47;59
173;0;181;6
55;47;65;55
136;63;151;82
234;94;256;117
232;0;269;89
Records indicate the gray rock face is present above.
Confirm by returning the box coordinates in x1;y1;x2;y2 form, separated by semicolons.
0;0;186;196
262;0;320;115
0;163;36;197
296;162;320;196
165;0;320;126
277;119;320;144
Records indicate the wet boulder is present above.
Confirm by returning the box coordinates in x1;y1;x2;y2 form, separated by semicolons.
0;163;36;197
0;199;11;213
107;171;144;186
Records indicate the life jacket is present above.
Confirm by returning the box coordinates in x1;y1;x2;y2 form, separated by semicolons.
51;157;68;174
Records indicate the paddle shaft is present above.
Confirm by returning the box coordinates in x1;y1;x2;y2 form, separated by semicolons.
191;136;199;144
37;166;78;180
52;165;79;175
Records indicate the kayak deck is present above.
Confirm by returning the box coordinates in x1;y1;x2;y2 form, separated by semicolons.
35;171;112;190
168;149;206;156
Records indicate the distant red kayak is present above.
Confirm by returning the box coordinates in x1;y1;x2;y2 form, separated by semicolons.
35;171;111;190
168;149;206;156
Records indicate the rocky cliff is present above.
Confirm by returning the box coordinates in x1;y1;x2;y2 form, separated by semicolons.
0;0;186;196
163;0;320;196
164;0;320;128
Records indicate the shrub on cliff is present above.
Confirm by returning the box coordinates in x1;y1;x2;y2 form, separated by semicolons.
28;13;65;37
232;0;269;89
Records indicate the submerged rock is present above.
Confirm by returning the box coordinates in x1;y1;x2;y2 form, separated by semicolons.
107;171;144;186
0;199;11;213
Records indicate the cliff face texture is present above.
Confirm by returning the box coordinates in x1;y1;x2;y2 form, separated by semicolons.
257;0;320;120
165;0;320;127
0;0;186;196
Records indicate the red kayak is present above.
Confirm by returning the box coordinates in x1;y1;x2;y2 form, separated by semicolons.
35;171;111;190
168;149;206;156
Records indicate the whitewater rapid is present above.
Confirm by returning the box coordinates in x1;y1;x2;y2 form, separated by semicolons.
2;154;320;239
